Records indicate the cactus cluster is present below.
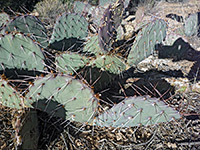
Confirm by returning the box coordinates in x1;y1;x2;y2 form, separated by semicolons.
0;0;183;136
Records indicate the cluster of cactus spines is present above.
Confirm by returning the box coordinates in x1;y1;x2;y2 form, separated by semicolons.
127;19;167;66
26;74;99;123
0;13;9;29
55;52;89;74
3;15;49;48
93;95;181;127
0;76;32;109
49;13;88;51
184;12;200;37
0;33;45;71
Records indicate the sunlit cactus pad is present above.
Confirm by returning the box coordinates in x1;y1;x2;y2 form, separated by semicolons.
83;35;104;55
73;1;94;16
0;77;32;109
184;12;200;37
26;74;98;123
3;15;48;48
89;54;127;74
0;33;45;71
0;12;9;28
99;0;117;7
50;13;88;50
55;52;89;74
127;19;167;66
93;96;181;127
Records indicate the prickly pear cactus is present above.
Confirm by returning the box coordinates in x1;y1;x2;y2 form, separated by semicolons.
0;12;9;28
73;1;94;16
110;0;124;28
50;13;88;51
99;0;117;7
55;52;89;74
83;35;104;55
89;54;127;74
98;5;116;52
0;77;32;109
98;0;124;52
127;19;167;66
0;33;45;71
3;15;48;48
93;96;181;127
184;12;200;37
26;74;99;123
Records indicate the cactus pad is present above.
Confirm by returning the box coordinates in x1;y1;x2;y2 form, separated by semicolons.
184;12;200;37
0;78;32;109
0;12;9;28
99;0;117;7
127;19;167;66
83;35;104;55
50;13;88;51
0;33;45;71
98;5;116;52
55;52;89;74
4;15;48;48
110;0;124;28
93;96;181;127
73;1;94;16
89;54;126;74
26;74;98;123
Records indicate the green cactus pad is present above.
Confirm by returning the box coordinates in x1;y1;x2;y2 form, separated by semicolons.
0;33;45;71
0;12;9;28
55;52;89;74
73;1;94;15
83;35;104;55
93;96;181;127
0;78;32;109
4;15;48;48
26;74;98;123
184;13;199;37
127;19;167;66
99;0;117;7
89;54;127;74
50;13;88;51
